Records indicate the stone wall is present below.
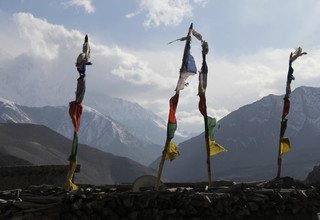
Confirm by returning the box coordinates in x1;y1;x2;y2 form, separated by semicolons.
1;178;320;219
0;165;80;190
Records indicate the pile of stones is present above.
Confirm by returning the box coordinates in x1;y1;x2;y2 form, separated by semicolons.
1;178;320;219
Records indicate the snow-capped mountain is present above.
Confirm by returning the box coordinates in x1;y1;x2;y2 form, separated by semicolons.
86;92;187;145
150;86;320;182
0;98;162;166
0;98;32;123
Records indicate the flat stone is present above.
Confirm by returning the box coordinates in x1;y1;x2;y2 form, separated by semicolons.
248;202;259;211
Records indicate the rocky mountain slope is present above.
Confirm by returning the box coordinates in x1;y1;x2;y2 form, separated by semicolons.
0;123;155;184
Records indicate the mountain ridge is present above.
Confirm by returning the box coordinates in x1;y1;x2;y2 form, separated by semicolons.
0;123;156;184
150;86;320;182
0;97;162;165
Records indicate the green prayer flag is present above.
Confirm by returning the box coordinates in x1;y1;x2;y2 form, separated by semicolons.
167;122;177;140
207;116;217;141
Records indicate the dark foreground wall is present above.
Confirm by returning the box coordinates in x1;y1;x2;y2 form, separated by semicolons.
1;179;320;220
0;165;80;190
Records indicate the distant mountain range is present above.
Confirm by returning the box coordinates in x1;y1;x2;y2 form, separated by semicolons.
0;123;156;184
86;93;187;145
150;86;320;182
0;98;161;166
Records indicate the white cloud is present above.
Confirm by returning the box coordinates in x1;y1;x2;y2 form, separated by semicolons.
106;47;173;87
206;47;318;111
0;12;172;107
13;13;77;60
64;0;95;13
127;0;206;27
192;0;208;7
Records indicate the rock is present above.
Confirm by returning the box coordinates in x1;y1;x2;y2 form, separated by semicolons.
186;205;198;215
122;197;133;208
22;213;34;220
248;202;259;211
129;210;138;219
164;209;176;215
0;199;7;204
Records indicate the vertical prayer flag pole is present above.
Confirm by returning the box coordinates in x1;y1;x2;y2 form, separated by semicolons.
198;41;212;186
155;139;170;190
156;23;194;190
65;35;92;191
276;47;306;179
202;95;212;186
155;94;179;190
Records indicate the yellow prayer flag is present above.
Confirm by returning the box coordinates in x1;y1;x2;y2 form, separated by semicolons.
165;141;180;161
280;137;291;156
209;139;227;156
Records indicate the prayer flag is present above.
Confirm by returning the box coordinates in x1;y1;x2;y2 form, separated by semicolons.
280;137;291;156
69;101;83;133
175;37;197;91
167;93;179;140
165;141;180;161
209;139;227;156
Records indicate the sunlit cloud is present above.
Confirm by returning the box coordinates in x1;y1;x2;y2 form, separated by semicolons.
127;0;206;28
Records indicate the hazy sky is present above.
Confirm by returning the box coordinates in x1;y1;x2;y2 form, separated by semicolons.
0;0;320;133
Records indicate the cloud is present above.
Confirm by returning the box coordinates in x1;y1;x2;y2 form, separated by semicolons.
0;12;173;107
192;0;208;7
127;0;206;28
64;0;95;13
139;46;319;132
13;13;78;60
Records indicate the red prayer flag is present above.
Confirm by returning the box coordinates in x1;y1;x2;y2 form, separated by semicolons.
282;98;290;118
168;93;179;123
198;94;206;116
69;101;83;132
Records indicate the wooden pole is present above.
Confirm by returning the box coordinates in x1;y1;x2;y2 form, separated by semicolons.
202;95;212;186
155;140;169;190
276;80;289;179
276;132;282;179
276;56;291;180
